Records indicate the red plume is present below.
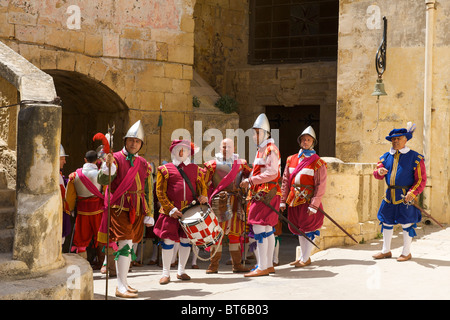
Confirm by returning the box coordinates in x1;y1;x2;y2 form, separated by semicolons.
93;133;110;153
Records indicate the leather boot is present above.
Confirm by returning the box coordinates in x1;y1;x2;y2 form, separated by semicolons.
230;250;251;273
206;250;222;274
93;245;105;270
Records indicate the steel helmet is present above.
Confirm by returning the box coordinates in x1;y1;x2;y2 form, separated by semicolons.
252;113;270;133
60;144;69;157
124;120;145;144
297;126;317;147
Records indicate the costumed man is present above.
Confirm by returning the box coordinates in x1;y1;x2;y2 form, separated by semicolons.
372;122;426;262
60;144;71;245
65;150;104;267
240;113;281;277
98;120;154;299
280;126;327;267
202;138;252;273
153;139;208;285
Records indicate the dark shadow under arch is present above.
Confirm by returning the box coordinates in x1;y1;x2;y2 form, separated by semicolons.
45;69;129;174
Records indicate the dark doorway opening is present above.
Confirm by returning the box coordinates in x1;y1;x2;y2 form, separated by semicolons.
45;70;129;175
265;105;320;171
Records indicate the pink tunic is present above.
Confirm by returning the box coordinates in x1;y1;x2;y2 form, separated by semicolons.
248;139;281;227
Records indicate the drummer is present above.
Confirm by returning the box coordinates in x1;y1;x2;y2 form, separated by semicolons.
153;139;208;285
202;138;252;274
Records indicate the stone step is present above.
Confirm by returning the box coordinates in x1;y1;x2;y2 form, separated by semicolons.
0;252;29;279
0;254;93;299
0;228;14;253
0;206;15;229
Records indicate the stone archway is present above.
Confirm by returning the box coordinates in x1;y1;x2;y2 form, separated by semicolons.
45;70;129;174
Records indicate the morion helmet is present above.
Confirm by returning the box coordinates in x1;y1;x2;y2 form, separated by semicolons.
297;126;317;147
60;144;69;157
124;120;145;143
252;113;270;133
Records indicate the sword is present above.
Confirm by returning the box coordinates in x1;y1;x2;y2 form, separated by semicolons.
308;204;358;244
238;188;248;267
293;186;358;244
254;189;320;250
401;195;444;229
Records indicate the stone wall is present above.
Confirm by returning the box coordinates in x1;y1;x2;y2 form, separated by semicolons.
0;77;17;188
225;63;337;158
194;1;337;158
336;0;450;223
0;40;92;299
0;0;197;168
320;158;385;247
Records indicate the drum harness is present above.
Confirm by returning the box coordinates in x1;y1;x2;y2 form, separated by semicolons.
177;167;224;261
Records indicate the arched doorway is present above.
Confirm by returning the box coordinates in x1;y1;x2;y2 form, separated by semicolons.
45;70;129;175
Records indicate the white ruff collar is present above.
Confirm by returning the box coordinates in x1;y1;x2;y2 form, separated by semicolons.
389;146;410;155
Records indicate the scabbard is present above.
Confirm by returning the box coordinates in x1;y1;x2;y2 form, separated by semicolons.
310;204;358;244
259;199;320;250
412;203;445;229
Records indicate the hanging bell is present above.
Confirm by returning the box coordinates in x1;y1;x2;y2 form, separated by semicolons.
371;78;387;96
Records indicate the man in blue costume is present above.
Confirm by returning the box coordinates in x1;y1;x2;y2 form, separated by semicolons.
372;122;426;262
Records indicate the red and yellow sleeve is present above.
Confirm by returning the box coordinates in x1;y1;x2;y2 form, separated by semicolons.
156;165;175;215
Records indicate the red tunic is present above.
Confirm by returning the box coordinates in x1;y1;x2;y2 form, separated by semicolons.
281;153;327;234
153;162;207;242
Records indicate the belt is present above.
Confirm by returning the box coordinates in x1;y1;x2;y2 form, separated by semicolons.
388;185;411;189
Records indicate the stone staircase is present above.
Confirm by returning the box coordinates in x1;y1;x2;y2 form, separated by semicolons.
0;168;27;279
0;137;16;255
0;169;15;251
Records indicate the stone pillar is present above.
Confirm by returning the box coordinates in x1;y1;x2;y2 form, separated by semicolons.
13;102;64;272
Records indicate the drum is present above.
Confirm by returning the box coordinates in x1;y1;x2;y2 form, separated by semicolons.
179;203;223;248
210;192;233;223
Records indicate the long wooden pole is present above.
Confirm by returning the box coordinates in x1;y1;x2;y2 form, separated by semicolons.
105;125;114;300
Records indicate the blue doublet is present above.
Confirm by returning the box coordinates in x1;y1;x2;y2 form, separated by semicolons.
377;149;424;225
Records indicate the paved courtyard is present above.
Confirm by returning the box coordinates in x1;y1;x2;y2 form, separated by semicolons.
93;223;450;303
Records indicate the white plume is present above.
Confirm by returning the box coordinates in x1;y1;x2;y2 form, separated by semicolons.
406;122;416;133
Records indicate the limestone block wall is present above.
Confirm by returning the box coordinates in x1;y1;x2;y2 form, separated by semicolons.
318;158;385;249
194;0;249;95
225;63;337;158
0;77;17;188
0;0;197;165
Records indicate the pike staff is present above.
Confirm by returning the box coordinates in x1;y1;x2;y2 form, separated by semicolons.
105;124;115;300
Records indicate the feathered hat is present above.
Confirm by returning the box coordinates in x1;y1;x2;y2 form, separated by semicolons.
385;122;416;141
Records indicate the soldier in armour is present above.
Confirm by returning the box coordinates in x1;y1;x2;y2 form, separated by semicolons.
98;120;154;298
240;114;281;277
280;126;327;267
202;138;252;273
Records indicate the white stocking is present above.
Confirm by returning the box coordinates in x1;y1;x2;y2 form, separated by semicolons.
382;223;394;254
298;235;314;263
116;239;133;294
161;239;175;277
401;223;413;256
273;236;280;264
253;225;274;270
171;241;180;264
178;237;191;275
191;246;199;265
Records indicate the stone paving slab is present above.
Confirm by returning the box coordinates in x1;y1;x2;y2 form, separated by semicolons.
93;224;450;301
